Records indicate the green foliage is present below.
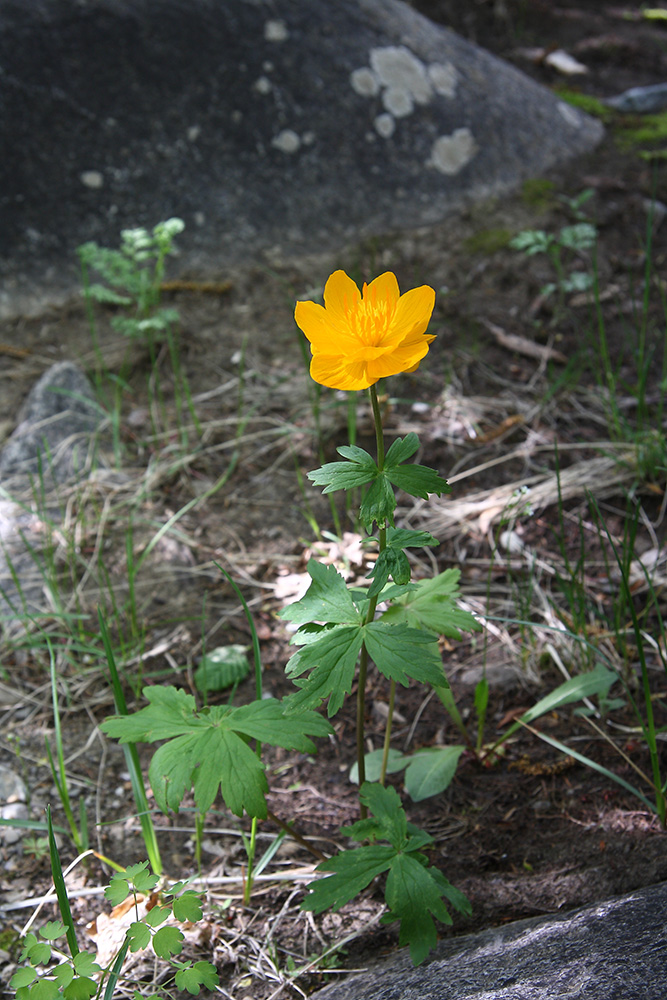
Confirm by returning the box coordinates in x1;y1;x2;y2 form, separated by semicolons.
463;227;513;255
78;219;184;342
381;569;482;639
12;858;216;1000
308;433;450;531
193;645;251;693
302;783;471;965
100;685;332;817
509;218;597;315
554;88;613;123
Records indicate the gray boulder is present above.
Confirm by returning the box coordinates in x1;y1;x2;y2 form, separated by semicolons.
1;0;602;316
311;882;667;999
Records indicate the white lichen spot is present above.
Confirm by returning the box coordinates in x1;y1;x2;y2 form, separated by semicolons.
382;87;413;118
187;125;201;141
254;76;272;95
428;128;478;175
80;170;104;189
302;131;315;145
428;61;457;98
350;67;380;98
369;46;432;106
194;212;205;226
264;19;289;42
272;129;301;154
374;113;395;139
557;101;582;128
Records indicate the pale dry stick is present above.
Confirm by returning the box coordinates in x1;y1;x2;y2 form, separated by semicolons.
19;848;96;934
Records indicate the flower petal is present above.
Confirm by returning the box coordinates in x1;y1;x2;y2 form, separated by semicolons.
323;270;362;327
310;353;376;391
389;285;436;340
366;341;431;381
294;300;359;352
363;272;400;312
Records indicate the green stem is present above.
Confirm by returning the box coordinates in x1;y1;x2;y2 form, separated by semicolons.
356;384;388;817
379;679;396;785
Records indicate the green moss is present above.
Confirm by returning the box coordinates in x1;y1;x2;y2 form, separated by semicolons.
521;178;556;212
554;88;613;123
617;111;667;149
464;228;513;255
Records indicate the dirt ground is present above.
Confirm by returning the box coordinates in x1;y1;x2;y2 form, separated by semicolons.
1;2;667;998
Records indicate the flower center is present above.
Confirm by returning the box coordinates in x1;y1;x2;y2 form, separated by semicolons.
348;285;394;346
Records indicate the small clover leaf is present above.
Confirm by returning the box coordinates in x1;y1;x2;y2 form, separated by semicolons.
152;925;184;960
63;976;98;1000
24;980;60;1000
72;953;102;978
20;932;51;966
174;961;220;995
10;968;37;989
172;891;204;923
40;921;66;942
145;905;170;928
53;963;74;988
127;921;151;952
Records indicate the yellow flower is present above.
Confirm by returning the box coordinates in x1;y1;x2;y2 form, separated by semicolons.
295;270;436;391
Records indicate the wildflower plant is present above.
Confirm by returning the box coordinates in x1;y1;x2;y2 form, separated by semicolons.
100;269;480;966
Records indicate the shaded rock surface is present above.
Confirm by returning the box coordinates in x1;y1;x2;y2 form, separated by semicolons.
0;362;104;631
311;882;667;999
1;0;603;316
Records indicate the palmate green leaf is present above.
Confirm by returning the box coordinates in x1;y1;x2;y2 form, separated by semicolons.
303;783;467;965
63;978;97;1000
284;625;364;716
72;953;102;978
364;622;446;688
279;560;361;626
127;922;151;952
193;644;250;693
103;688;331;818
384;434;451;501
383;853;454;965
308;445;378;493
381;569;481;639
172;891;203;923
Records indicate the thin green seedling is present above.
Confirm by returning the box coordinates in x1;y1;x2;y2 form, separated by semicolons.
45;639;89;852
510;217;597;321
587;492;667;825
99;608;163;875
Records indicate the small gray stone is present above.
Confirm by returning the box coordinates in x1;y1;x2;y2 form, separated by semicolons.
311;882;667;1000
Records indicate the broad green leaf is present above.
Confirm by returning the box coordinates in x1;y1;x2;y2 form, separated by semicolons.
302;844;395;913
385;528;440;549
358;782;409;847
367;547;411;599
127;922;151;953
279;560;361;626
174;961;220;995
284;625;364;716
404;746;465;801
23;937;51;966
503;663;618;740
383;853;453;965
152;925;184;960
349;748;408;784
381;569;481;639
172;891;203;923
72;953;102;978
364;622;446;688
193;645;250;693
